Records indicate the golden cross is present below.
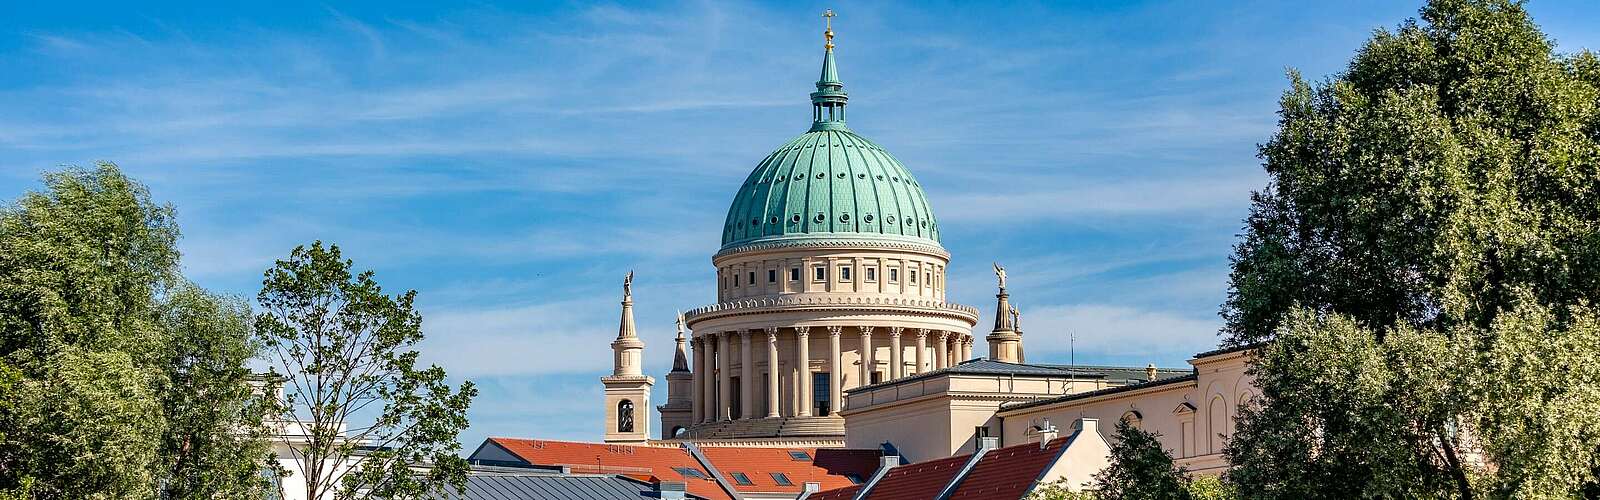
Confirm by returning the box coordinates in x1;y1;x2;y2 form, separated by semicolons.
823;9;836;49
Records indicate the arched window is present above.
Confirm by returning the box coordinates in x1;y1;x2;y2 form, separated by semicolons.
670;426;687;438
617;400;635;433
1208;395;1227;454
1120;410;1144;430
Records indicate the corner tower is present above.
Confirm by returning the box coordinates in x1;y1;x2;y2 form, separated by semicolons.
677;11;979;442
602;272;652;444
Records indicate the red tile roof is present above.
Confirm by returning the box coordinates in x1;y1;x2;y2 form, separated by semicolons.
809;437;1071;500
862;453;971;500
699;446;879;495
486;438;729;500
807;484;862;500
946;437;1068;499
484;438;882;500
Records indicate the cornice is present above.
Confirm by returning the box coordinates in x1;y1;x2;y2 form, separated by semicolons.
684;296;980;326
715;236;950;261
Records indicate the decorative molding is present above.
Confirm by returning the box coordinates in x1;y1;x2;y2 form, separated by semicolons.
887;326;904;337
715;236;950;260
826;325;844;337
916;328;930;340
795;325;811;337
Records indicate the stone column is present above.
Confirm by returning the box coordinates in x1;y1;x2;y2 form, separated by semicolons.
887;327;904;380
935;331;950;370
703;335;718;423
796;326;812;417
915;329;929;374
718;333;732;421
691;337;703;423
827;326;843;415
740;330;754;420
766;328;781;418
962;336;974;362
857;326;874;385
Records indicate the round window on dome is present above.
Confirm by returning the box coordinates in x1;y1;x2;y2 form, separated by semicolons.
769;216;779;225
791;214;802;224
905;219;913;226
857;173;866;179
814;212;826;223
794;174;803;181
751;218;760;227
837;172;846;179
815;173;825;179
876;175;884;180
864;214;874;223
886;215;897;224
840;213;850;223
921;220;928;227
892;177;900;182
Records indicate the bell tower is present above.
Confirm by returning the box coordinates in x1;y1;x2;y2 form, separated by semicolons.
602;271;653;444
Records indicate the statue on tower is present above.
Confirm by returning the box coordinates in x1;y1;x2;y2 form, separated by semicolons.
675;309;686;337
623;270;634;298
1010;305;1021;331
993;262;1007;290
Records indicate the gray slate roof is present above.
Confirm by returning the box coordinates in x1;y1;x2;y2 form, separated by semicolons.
847;358;1190;393
436;473;692;500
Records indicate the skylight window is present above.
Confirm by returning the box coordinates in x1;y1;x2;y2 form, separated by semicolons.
770;472;793;486
787;451;812;461
731;472;753;485
672;467;707;479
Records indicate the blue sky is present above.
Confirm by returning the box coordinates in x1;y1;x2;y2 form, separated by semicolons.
3;1;1597;449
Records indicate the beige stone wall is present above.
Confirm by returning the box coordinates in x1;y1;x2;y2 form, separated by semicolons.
998;350;1255;475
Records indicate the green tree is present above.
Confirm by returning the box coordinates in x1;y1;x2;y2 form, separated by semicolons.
255;241;476;500
1221;0;1600;497
1094;420;1192;500
155;284;283;499
0;163;277;499
1028;420;1237;500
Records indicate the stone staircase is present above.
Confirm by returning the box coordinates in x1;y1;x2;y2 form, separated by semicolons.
682;416;845;440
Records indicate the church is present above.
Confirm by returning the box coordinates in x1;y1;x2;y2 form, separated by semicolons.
479;14;1259;497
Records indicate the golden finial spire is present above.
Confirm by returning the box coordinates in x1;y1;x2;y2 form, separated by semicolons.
823;9;836;50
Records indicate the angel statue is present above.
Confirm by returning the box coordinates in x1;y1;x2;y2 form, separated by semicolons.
1010;304;1022;330
623;270;634;297
675;309;686;336
993;262;1007;289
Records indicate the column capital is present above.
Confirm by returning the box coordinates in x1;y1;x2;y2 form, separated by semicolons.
795;326;811;337
826;325;844;337
764;326;780;336
937;330;950;340
887;326;904;337
766;329;779;342
916;328;930;339
857;325;874;336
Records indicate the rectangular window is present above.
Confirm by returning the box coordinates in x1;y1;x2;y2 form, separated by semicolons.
871;371;883;384
788;451;812;461
813;266;827;282
748;272;756;286
734;274;740;287
768;269;777;283
910;270;918;285
888;268;899;283
729;377;742;420
975;426;991;452
813;372;831;416
731;472;753;485
865;267;877;282
790;267;801;281
770;473;793;486
839;266;852;281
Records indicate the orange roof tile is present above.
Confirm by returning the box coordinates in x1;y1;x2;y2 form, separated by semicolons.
946;437;1068;500
486;438;729;500
810;437;1072;500
699;446;879;495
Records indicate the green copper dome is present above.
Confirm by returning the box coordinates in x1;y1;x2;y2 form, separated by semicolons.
720;42;940;250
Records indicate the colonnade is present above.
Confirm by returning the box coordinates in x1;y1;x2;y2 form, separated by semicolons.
687;326;974;423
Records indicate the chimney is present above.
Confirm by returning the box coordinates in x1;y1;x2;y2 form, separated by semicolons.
803;481;821;493
655;481;687;500
977;436;1000;451
1037;418;1058;449
1146;363;1157;382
